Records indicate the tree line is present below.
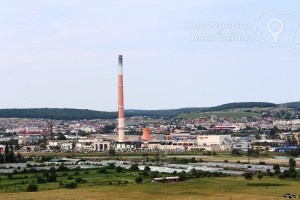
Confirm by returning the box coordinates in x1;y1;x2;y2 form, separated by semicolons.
0;102;281;120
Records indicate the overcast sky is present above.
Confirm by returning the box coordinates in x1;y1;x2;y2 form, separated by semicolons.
0;1;299;111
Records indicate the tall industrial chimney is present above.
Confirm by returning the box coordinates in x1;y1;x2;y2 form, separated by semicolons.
118;55;125;142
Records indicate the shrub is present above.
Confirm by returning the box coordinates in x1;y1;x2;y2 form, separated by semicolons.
73;171;80;176
27;183;38;192
115;166;123;173
273;164;280;174
75;177;86;184
49;167;56;174
278;172;285;179
57;164;69;171
65;182;77;189
149;171;159;179
97;168;107;173
67;176;74;180
26;163;32;168
179;171;187;181
28;168;38;173
7;174;13;180
62;172;69;176
135;176;143;184
36;176;47;184
108;149;116;155
130;163;139;171
244;172;253;180
106;163;115;169
42;171;49;177
47;173;57;182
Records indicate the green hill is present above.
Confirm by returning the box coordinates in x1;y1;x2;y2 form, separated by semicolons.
0;108;117;120
0;102;294;120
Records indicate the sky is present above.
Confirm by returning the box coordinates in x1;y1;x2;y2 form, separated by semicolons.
0;0;300;111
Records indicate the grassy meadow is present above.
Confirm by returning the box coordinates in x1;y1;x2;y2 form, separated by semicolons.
0;151;298;199
0;175;299;200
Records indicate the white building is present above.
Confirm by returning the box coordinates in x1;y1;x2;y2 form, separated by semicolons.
197;135;232;146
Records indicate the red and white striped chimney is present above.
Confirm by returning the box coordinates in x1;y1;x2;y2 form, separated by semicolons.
118;55;125;142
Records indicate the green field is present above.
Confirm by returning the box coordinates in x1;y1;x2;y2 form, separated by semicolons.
0;175;299;200
0;151;298;199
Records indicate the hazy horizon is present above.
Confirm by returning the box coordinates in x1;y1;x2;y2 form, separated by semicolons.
0;101;294;112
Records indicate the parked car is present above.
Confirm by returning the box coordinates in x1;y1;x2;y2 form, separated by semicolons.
283;193;296;198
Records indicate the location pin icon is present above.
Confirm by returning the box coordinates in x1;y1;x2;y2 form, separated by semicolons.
267;18;285;44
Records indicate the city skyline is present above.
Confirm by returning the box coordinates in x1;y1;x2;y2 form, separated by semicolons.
0;1;299;111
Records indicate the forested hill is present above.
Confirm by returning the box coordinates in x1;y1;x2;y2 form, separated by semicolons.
126;102;277;118
0;102;278;120
202;102;276;112
0;108;117;120
284;102;300;110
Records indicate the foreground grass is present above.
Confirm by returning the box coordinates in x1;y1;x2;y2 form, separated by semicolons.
0;176;299;200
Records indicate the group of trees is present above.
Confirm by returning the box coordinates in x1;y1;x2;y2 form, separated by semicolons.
0;108;118;120
0;102;283;121
0;145;25;163
244;158;300;180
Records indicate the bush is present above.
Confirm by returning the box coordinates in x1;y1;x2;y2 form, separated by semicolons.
135;176;143;184
257;174;263;180
97;168;107;173
57;164;69;171
36;176;47;184
130;163;139;171
244;172;253;180
28;168;38;173
47;173;57;182
231;149;241;156
107;163;116;169
67;176;74;180
115;166;123;173
65;182;77;189
179;171;187;181
278;172;285;179
75;177;86;184
73;171;80;176
27;183;38;192
108;149;116;155
49;167;56;174
144;165;151;172
7;174;13;180
62;172;69;176
273;164;281;174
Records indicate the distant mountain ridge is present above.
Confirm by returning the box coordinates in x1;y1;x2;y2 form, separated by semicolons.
0;102;297;120
283;101;300;110
0;108;117;120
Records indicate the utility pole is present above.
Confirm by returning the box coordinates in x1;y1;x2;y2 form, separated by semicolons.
247;140;250;164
